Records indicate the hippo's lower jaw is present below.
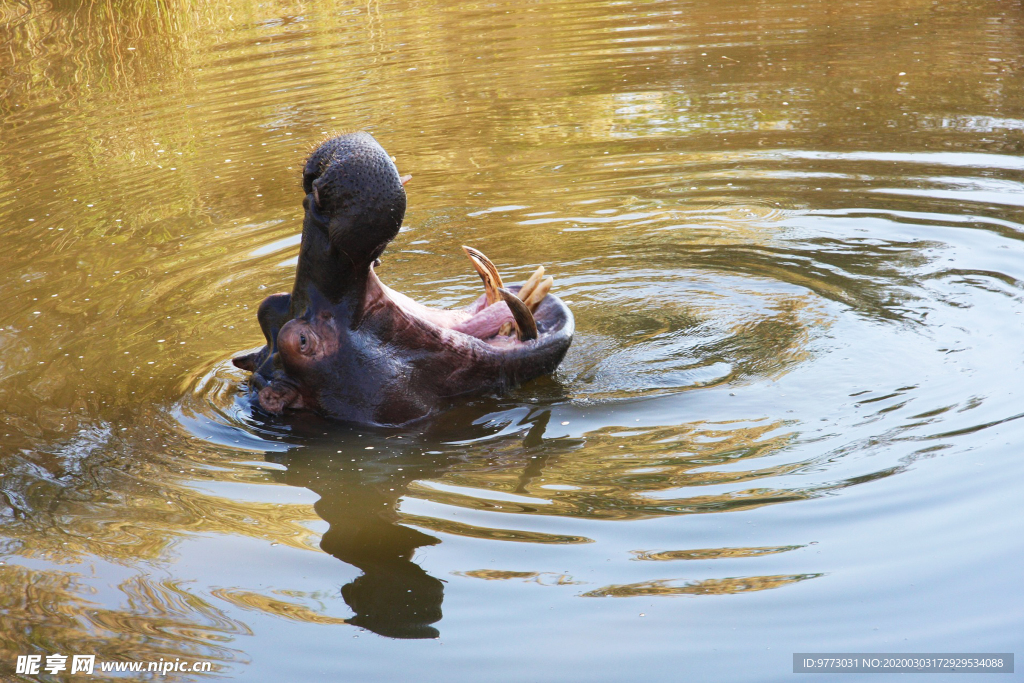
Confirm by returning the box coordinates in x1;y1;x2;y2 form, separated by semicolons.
234;248;574;427
257;380;306;414
232;351;309;414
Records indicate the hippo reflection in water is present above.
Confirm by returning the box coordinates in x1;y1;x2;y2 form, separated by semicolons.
233;132;574;426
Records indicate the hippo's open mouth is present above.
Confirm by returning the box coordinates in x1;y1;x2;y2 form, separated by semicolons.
232;131;573;427
372;247;555;344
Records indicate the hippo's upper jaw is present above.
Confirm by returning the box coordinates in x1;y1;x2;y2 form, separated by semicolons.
233;132;573;427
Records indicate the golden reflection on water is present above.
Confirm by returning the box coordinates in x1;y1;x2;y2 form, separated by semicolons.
211;588;350;625
1;0;1023;663
0;427;318;564
0;563;248;668
456;570;583;586
631;546;804;561
580;573;823;598
405;418;803;520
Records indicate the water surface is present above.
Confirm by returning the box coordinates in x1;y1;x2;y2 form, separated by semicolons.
1;0;1023;680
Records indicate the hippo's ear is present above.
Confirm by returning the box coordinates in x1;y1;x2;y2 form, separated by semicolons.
257;293;292;346
232;353;260;372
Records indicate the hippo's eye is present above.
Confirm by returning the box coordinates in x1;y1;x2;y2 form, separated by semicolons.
299;333;308;349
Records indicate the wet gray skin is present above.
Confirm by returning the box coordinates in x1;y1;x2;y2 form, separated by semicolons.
233;132;574;426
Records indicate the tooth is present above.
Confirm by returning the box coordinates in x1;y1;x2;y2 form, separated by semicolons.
523;276;553;312
312;185;321;207
462;245;505;306
517;265;546;303
499;266;549;336
499;288;538;341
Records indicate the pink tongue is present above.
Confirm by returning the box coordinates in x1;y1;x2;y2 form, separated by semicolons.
451;301;514;340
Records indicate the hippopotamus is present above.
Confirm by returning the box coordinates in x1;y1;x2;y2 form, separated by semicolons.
233;132;573;427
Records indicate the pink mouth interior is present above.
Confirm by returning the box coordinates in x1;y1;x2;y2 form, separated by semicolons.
366;266;521;344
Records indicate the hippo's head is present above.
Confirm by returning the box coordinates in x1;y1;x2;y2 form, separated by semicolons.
234;132;573;427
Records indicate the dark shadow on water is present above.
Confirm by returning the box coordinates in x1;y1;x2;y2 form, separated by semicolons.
270;444;449;639
252;389;565;639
